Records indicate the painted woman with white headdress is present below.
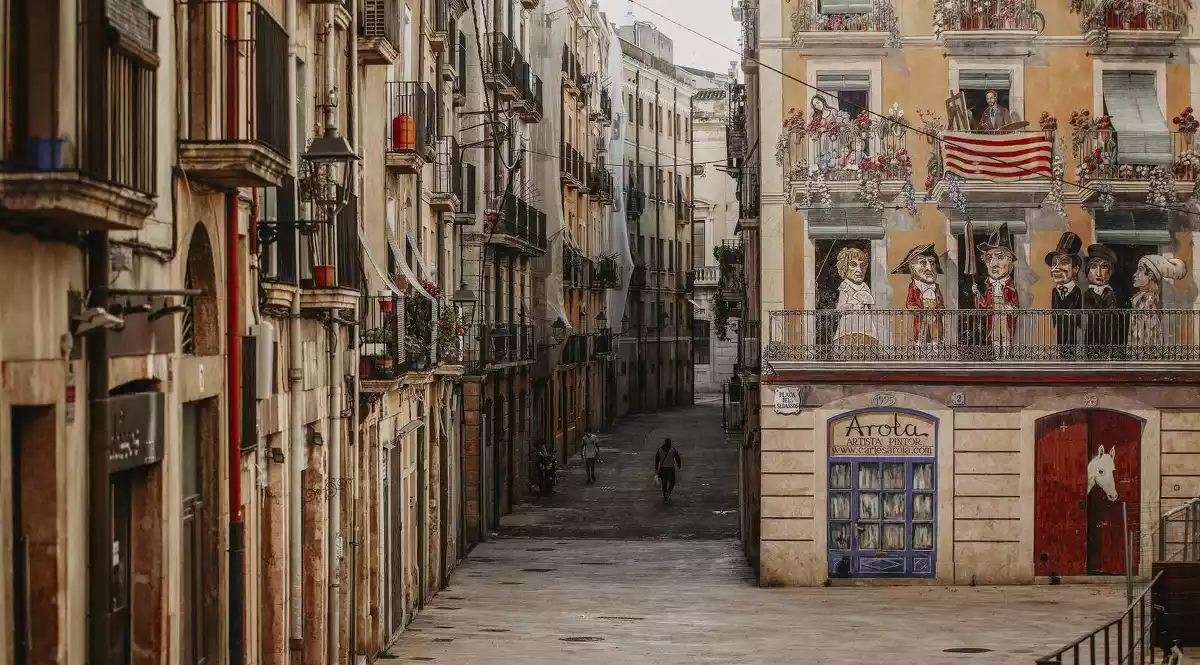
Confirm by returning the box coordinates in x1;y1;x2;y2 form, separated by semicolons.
1129;254;1187;356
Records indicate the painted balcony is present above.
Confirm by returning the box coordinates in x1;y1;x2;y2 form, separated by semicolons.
357;0;400;65
177;0;290;188
385;81;437;174
784;125;910;208
928;128;1058;206
1072;0;1190;49
1071;129;1198;204
788;0;900;49
936;0;1044;47
764;309;1200;376
1;3;158;232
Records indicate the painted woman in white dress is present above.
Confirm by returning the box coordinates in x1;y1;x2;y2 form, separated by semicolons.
1129;254;1187;358
832;246;878;357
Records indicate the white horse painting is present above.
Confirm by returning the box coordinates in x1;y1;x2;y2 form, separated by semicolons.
1088;445;1119;502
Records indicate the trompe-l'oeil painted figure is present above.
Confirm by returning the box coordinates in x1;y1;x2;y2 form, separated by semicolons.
972;223;1019;355
1083;244;1120;358
892;244;944;346
1130;254;1187;355
832;246;877;347
1046;231;1084;358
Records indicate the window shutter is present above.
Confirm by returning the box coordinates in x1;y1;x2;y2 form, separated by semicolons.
1094;208;1171;245
806;208;884;239
958;71;1012;90
1103;72;1172;166
819;0;873;13
949;209;1028;236
816;72;871;91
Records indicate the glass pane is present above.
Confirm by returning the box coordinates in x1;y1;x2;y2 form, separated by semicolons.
829;492;851;520
830;463;852;490
913;463;934;491
859;493;880;520
913;493;934;521
829;522;852;550
883;463;906;490
858;523;880;550
858;463;880;490
883;523;905;551
913;523;934;551
883;493;906;520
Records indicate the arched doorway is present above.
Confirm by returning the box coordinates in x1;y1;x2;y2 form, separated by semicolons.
1035;409;1142;577
183;222;219;356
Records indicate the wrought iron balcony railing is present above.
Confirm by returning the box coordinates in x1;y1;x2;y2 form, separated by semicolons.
484;32;515;90
738;318;761;373
462;323;536;368
453;162;476;224
722;380;746;433
559;142;588;190
939;0;1043;32
484;190;547;252
360;294;404;381
765;309;1200;364
386;81;437;172
305;188;363;291
428;0;466;50
626;184;647;217
559;333;589;365
592;88;613;124
1072;0;1189;33
561;44;582;90
513;58;543;122
590;166;614;203
359;0;400;50
431;137;462;212
452;31;467;106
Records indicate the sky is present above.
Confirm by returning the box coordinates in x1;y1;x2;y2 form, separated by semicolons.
595;0;742;75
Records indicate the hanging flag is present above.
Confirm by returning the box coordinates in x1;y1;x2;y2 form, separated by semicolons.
941;132;1052;182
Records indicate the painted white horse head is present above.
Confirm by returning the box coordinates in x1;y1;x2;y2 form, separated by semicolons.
1088;445;1119;502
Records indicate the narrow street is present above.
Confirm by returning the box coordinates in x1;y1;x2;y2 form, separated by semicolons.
381;399;1125;665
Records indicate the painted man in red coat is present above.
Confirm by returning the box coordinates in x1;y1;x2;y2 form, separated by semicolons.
972;223;1020;356
892;244;945;346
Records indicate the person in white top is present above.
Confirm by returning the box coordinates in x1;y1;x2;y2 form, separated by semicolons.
832;246;877;353
580;431;601;484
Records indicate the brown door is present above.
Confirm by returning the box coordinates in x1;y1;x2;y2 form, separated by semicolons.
181;403;208;665
388;447;404;636
1035;410;1090;576
1087;410;1141;575
109;478;133;664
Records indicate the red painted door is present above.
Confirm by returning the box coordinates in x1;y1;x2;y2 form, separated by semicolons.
1087;410;1141;575
1035;411;1090;576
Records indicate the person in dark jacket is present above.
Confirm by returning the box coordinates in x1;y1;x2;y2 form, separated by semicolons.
1047;232;1084;358
654;438;682;501
1083;244;1121;359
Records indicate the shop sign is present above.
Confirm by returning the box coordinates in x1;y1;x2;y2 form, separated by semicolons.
107;391;165;473
829;410;935;458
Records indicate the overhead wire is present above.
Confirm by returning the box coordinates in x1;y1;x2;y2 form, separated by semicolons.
626;0;1200;221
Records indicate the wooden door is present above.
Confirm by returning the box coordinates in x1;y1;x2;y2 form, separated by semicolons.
1087;410;1141;575
109;478;132;665
1035;411;1090;577
181;403;208;665
388;447;404;636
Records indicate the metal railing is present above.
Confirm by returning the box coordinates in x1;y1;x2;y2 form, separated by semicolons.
626;184;647;217
433;137;462;199
791;0;895;32
766;309;1200;363
1073;0;1190;32
455;162;477;222
486;190;547;250
598;88;613;123
561;45;582;88
1075;131;1197;183
462;323;535;368
559;334;589;365
591;166;614;202
784;127;909;184
453;31;467;100
940;0;1043;31
1035;572;1162;665
722;380;746;432
360;294;404;381
178;0;289;158
1158;498;1200;562
560;141;588;189
484;32;514;88
359;0;399;47
739;166;760;219
386;81;436;159
739;318;761;372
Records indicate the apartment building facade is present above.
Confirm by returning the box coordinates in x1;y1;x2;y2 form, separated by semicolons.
616;20;697;416
745;0;1200;586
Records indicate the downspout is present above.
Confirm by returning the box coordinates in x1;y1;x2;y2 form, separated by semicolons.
348;321;360;662
287;0;304;650
633;69;642;414
345;0;361;658
327;316;343;665
688;96;695;405
86;230;111;665
226;0;246;660
654;81;661;411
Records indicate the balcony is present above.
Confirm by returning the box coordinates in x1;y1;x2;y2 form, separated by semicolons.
676;194;692;224
593;331;615;358
452;162;477;224
789;0;900;48
927;128;1056;206
483;191;547;255
1070;124;1197;204
740;0;758;73
177;0;290;188
521;0;540;9
590;166;614;203
385;81;437;174
560;142;589;191
561;45;582;92
513;60;543;123
592;88;613;125
300;189;363;310
726;84;748;168
764;309;1200;377
430;138;462;213
1;3;158;232
595;134;609;155
358;0;400;65
1072;0;1189;49
452;31;468;107
626;183;647;218
783;119;911;208
559;334;589;366
462;323;536;370
427;0;463;52
693;265;720;287
442;29;464;84
936;0;1044;47
738;166;760;227
484;33;516;97
360;294;438;386
715;239;745;300
738;319;761;373
629;263;647;291
723;379;746;433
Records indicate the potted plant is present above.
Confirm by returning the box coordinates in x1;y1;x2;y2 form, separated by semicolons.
405;294;434;369
437;305;466;363
361;327;395;373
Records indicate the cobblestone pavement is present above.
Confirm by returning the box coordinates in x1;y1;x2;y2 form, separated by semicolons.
380;399;1127;664
497;395;738;540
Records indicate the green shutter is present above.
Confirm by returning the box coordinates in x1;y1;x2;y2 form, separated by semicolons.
807;208;885;239
958;71;1012;91
1102;72;1172;166
1094;208;1172;245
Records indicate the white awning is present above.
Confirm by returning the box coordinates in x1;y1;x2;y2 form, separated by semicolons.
949;208;1029;235
806;208;885;239
1102;72;1173;166
358;222;433;301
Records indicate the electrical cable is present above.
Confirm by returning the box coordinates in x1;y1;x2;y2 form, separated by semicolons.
627;0;1200;220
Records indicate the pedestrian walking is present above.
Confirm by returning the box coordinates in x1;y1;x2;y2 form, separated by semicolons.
654;438;682;501
580;431;601;483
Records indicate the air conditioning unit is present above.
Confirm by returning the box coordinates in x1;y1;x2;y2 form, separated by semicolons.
252;322;276;398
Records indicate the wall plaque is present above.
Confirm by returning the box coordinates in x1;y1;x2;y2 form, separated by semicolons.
774;386;801;415
829;410;935;458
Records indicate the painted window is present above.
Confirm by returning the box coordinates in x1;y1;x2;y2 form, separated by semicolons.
1101;71;1172;166
959;70;1013;129
815;72;869;116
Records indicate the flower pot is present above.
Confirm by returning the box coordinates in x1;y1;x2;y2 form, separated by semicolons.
314;264;336;288
26;137;65;170
380;299;393;313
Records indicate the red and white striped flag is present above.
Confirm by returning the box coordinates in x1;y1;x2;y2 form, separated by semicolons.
941;131;1053;182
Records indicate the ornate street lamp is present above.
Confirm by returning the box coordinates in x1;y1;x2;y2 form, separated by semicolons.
551;316;568;345
300;120;359;220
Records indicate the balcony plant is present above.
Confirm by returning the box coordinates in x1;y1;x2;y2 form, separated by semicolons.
362;326;395;373
405;294;434;369
436;304;466;363
787;0;901;46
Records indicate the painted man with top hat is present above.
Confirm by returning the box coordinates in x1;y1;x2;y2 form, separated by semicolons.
1083;243;1121;358
892;244;944;345
1047;231;1084;358
972;223;1020;355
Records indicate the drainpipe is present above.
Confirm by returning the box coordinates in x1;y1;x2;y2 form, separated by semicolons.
287;0;304;652
327;315;343;665
345;0;361;657
226;0;245;657
86;230;112;665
